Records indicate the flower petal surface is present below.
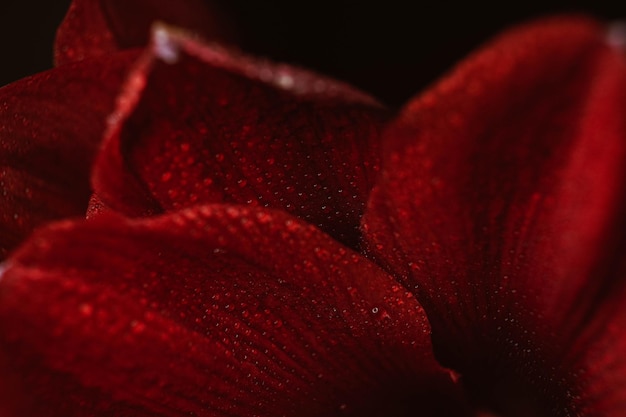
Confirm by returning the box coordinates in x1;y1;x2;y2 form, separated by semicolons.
565;256;626;416
55;0;234;65
0;205;464;416
362;16;626;415
0;51;137;258
93;26;387;248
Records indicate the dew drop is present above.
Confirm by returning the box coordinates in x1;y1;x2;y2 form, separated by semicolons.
130;320;146;334
78;303;93;316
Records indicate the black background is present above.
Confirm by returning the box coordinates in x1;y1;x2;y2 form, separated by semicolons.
0;1;624;105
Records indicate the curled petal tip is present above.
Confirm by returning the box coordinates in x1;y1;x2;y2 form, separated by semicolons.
606;21;626;49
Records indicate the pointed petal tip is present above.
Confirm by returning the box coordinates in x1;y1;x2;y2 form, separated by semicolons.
150;22;183;64
55;0;238;66
145;23;384;105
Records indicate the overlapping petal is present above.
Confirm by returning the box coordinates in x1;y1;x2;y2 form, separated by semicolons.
0;205;465;416
92;26;388;247
0;51;137;258
362;16;626;415
55;0;233;65
4;2;625;415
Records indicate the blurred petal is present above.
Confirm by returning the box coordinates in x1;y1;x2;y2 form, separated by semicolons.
567;257;626;416
0;51;137;258
0;346;157;417
0;205;465;416
93;26;387;247
362;16;626;414
55;0;234;65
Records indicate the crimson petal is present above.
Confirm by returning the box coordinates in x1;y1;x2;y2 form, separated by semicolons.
567;259;626;416
93;26;387;248
0;51;137;258
362;16;626;415
55;0;234;66
0;205;464;416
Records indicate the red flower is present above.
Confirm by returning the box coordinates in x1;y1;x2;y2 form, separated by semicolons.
0;1;625;416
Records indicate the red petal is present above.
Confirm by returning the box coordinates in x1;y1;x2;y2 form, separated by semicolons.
85;193;115;219
55;0;235;66
0;345;156;417
567;261;626;416
0;205;465;416
362;16;626;414
0;51;137;258
93;26;387;248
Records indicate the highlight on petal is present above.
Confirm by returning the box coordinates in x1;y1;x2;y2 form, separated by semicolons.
0;51;137;258
92;25;388;248
0;205;466;416
55;0;235;66
362;16;626;416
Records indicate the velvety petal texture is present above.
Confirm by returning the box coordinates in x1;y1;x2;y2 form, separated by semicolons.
55;0;234;65
0;206;465;416
93;26;388;247
362;16;626;416
3;5;624;416
0;51;137;258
